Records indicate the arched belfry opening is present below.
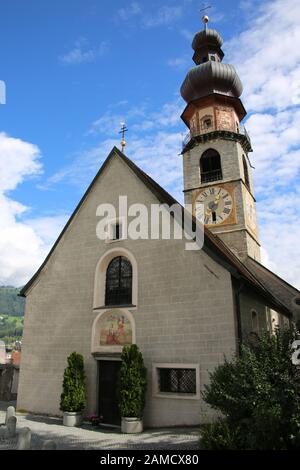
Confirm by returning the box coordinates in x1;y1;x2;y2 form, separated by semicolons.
243;155;250;190
200;149;223;183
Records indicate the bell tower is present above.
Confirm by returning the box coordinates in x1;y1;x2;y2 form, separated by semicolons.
180;17;260;261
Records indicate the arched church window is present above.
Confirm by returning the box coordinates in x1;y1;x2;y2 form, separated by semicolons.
243;155;250;190
200;149;223;183
105;256;132;306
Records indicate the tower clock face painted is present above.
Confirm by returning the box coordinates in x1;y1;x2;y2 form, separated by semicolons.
195;187;233;225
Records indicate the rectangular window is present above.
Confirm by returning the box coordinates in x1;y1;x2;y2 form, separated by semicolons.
113;223;122;240
158;368;196;394
107;220;124;242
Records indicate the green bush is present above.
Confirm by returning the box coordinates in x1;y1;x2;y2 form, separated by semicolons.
60;352;86;413
200;420;244;450
201;327;300;450
118;345;147;418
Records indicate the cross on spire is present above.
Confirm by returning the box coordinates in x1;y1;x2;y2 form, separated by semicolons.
119;122;128;153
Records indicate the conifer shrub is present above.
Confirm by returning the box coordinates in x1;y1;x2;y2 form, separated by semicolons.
118;345;147;418
60;352;86;413
201;327;300;450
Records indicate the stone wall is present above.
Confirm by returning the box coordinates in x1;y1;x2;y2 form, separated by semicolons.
182;139;260;260
17;153;238;427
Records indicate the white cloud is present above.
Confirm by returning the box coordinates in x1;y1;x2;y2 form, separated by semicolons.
59;38;108;65
0;133;68;287
88;99;183;136
227;0;300;288
143;6;182;28
0;80;6;105
44;98;185;197
116;2;141;21
43;132;184;202
38;0;300;292
228;0;300;112
167;56;190;70
115;3;183;29
0;132;42;191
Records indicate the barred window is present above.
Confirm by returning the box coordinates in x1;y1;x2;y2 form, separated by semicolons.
200;149;223;183
105;256;132;306
158;368;196;394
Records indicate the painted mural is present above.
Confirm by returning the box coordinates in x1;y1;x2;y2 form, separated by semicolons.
99;312;132;346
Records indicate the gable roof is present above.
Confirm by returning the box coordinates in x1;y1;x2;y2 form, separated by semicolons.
245;256;299;317
19;147;298;317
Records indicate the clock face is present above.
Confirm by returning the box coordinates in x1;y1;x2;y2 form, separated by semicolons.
195;187;233;225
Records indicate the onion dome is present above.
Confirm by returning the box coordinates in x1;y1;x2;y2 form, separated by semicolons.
192;28;224;64
180;22;243;103
181;61;243;103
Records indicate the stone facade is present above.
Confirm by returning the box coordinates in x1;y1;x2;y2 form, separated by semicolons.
17;154;239;427
183;138;261;261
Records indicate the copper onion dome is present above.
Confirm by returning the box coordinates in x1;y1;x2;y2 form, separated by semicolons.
180;25;243;103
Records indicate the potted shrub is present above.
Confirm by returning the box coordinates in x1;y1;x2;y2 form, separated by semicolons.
60;352;86;427
118;344;147;434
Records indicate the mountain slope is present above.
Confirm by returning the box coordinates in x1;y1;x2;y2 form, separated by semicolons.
0;287;25;317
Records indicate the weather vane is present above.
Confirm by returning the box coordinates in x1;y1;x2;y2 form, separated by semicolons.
119;122;128;153
200;3;212;29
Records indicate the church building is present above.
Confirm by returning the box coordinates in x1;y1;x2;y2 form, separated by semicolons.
17;19;300;427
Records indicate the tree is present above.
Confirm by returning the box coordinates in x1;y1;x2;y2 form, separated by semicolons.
201;327;300;450
118;345;147;418
60;352;86;413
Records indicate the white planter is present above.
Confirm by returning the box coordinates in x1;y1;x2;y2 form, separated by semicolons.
63;412;83;427
121;417;143;434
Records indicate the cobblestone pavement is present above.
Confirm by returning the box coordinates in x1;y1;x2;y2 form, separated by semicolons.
0;404;200;450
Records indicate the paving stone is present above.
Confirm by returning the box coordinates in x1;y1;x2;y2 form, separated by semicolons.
0;404;199;450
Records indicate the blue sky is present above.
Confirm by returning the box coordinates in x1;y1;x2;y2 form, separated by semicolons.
0;0;300;288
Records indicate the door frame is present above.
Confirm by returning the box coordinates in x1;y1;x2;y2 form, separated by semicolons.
96;355;122;426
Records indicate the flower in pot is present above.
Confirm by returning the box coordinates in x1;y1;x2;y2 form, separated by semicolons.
118;344;147;434
60;352;86;427
88;414;103;426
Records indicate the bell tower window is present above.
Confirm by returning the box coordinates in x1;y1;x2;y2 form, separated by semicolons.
243;155;250;190
204;118;212;129
200;149;223;184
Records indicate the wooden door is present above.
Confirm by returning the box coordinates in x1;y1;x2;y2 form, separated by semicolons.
98;360;121;425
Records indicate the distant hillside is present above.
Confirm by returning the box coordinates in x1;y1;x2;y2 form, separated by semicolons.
0;287;25;317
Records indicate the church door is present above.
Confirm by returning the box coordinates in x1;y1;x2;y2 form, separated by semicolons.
98;360;121;426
